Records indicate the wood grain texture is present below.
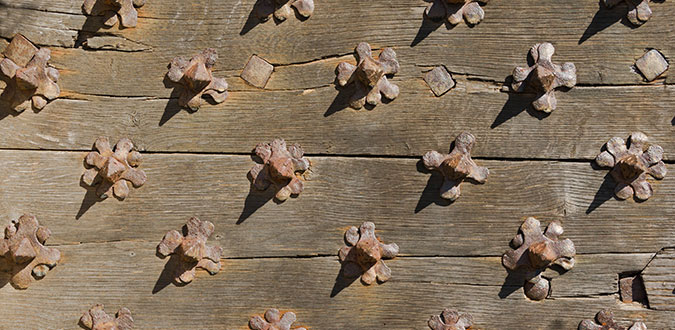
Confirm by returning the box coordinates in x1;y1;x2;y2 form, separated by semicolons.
0;241;670;330
642;248;675;311
0;150;672;257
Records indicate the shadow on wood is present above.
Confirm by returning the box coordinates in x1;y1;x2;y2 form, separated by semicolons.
329;263;359;298
498;268;525;299
491;89;548;128
75;2;122;49
586;170;616;214
152;253;187;294
76;180;104;220
411;13;446;47
414;159;451;213
159;76;189;126
237;183;276;224
240;0;310;36
579;0;629;45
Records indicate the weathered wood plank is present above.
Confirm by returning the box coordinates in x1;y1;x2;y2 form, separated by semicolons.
1;0;673;86
0;150;672;257
0;241;671;329
642;248;675;311
0;81;673;159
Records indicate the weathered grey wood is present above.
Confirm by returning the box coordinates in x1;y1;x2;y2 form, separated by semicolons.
0;82;673;159
0;241;670;329
0;150;672;257
642;248;675;311
1;0;673;86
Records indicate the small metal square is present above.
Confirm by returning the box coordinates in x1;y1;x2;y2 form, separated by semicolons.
2;34;38;67
424;66;455;97
241;55;274;88
635;49;669;82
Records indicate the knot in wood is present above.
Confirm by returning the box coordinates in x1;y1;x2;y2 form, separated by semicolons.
249;138;310;202
0;34;60;112
254;0;314;22
249;308;307;330
422;132;488;202
428;309;473;330
166;48;229;111
336;42;400;109
156;217;222;284
424;0;487;26
502;217;576;300
0;214;60;289
578;309;647;330
511;43;576;113
82;137;147;201
603;0;657;26
594;132;667;201
82;0;146;28
339;222;399;285
80;304;134;330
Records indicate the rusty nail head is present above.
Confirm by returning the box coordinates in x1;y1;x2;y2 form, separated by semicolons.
594;132;667;201
422;132;488;202
80;304;134;330
82;137;147;201
157;217;222;285
635;49;669;82
0;34;60;112
241;55;274;89
511;42;576;113
603;0;655;26
424;0;487;26
254;0;314;22
248;138;310;202
424;66;456;96
338;221;399;285
619;275;647;304
428;309;473;330
166;48;229;111
502;217;576;300
249;309;307;330
82;0;146;28
579;309;647;330
335;42;400;109
0;214;61;289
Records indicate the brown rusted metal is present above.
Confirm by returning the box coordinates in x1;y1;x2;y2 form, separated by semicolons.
579;309;647;330
336;42;400;109
424;66;456;97
249;138;310;202
82;0;146;28
157;217;222;285
502;217;576;301
603;0;657;26
428;309;473;330
0;34;60;112
82;137;147;200
0;214;60;289
424;0;488;26
422;132;489;202
338;221;399;285
619;275;647;304
80;304;134;330
511;42;576;113
249;309;307;330
241;55;274;89
254;0;314;22
635;49;669;82
595;132;667;201
166;48;229;111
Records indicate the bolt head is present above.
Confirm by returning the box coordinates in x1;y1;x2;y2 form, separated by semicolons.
268;156;295;181
100;157;126;182
355;238;381;269
531;65;556;92
527;241;557;269
440;154;472;180
617;154;646;181
356;57;384;88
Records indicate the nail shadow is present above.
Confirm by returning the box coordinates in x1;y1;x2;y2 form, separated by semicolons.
579;0;626;44
239;4;262;36
586;169;616;214
237;185;275;224
411;13;446;48
671;116;674;126
0;99;20;122
329;264;359;298
159;75;188;126
414;159;451;213
240;0;310;35
491;78;548;129
76;1;125;48
152;253;187;294
0;259;13;289
498;268;525;299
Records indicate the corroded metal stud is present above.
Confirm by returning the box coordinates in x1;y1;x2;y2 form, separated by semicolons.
424;66;455;97
241;55;274;88
511;43;576;113
166;48;229;111
424;0;488;26
249;138;310;202
339;221;399;285
595;132;666;201
428;309;473;330
82;0;146;28
423;132;489;202
80;304;134;330
0;214;60;289
579;309;647;330
603;0;657;26
502;217;576;301
82;137;147;200
157;217;222;285
635;49;669;82
0;34;60;112
254;0;314;22
336;42;400;109
249;309;306;330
